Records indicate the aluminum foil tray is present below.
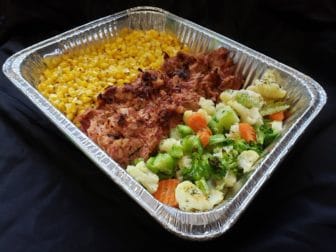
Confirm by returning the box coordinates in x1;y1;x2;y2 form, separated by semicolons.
2;6;327;240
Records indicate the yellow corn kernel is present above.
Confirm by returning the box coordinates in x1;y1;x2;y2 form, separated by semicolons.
37;28;187;121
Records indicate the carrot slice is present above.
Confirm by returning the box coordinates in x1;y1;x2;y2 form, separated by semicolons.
239;123;256;142
268;111;285;121
186;113;207;132
153;179;180;207
197;127;212;147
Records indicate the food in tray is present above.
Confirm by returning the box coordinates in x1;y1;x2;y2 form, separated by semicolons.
72;40;289;211
38;29;187;120
125;68;289;212
76;47;243;166
37;27;290;212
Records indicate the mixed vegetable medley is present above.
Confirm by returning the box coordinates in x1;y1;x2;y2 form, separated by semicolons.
126;69;290;212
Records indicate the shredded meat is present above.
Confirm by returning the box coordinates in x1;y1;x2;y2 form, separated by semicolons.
76;47;244;167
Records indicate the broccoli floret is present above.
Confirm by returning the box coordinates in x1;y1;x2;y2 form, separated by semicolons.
256;123;280;147
176;124;194;137
209;134;226;145
195;177;210;195
215;106;240;132
209;156;227;179
232;139;263;154
182;135;203;154
146;153;176;178
182;153;212;182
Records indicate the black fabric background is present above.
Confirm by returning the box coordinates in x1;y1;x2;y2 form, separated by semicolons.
0;0;335;251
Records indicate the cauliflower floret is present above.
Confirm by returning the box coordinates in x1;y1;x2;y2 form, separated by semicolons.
248;69;287;100
207;189;224;207
226;123;240;140
261;68;284;84
215;102;227;111
232;180;244;194
214;173;237;190
175;181;212;211
248;82;286;100
199;97;216;115
213;148;223;159
176;170;184;181
214;178;226;191
178;155;192;169
159;138;181;152
219;89;238;104
220;89;264;109
271;121;283;132
214;178;225;191
237;150;259;173
234;90;264;109
224;171;237;187
175;181;224;211
223;145;234;153
228;101;263;125
260;102;290;116
126;161;159;193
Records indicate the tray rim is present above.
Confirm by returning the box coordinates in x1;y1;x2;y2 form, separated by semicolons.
2;6;327;240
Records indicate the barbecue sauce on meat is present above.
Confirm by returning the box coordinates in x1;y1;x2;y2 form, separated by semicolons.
76;47;244;167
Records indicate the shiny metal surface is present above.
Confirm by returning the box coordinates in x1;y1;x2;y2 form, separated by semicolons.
2;6;327;240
